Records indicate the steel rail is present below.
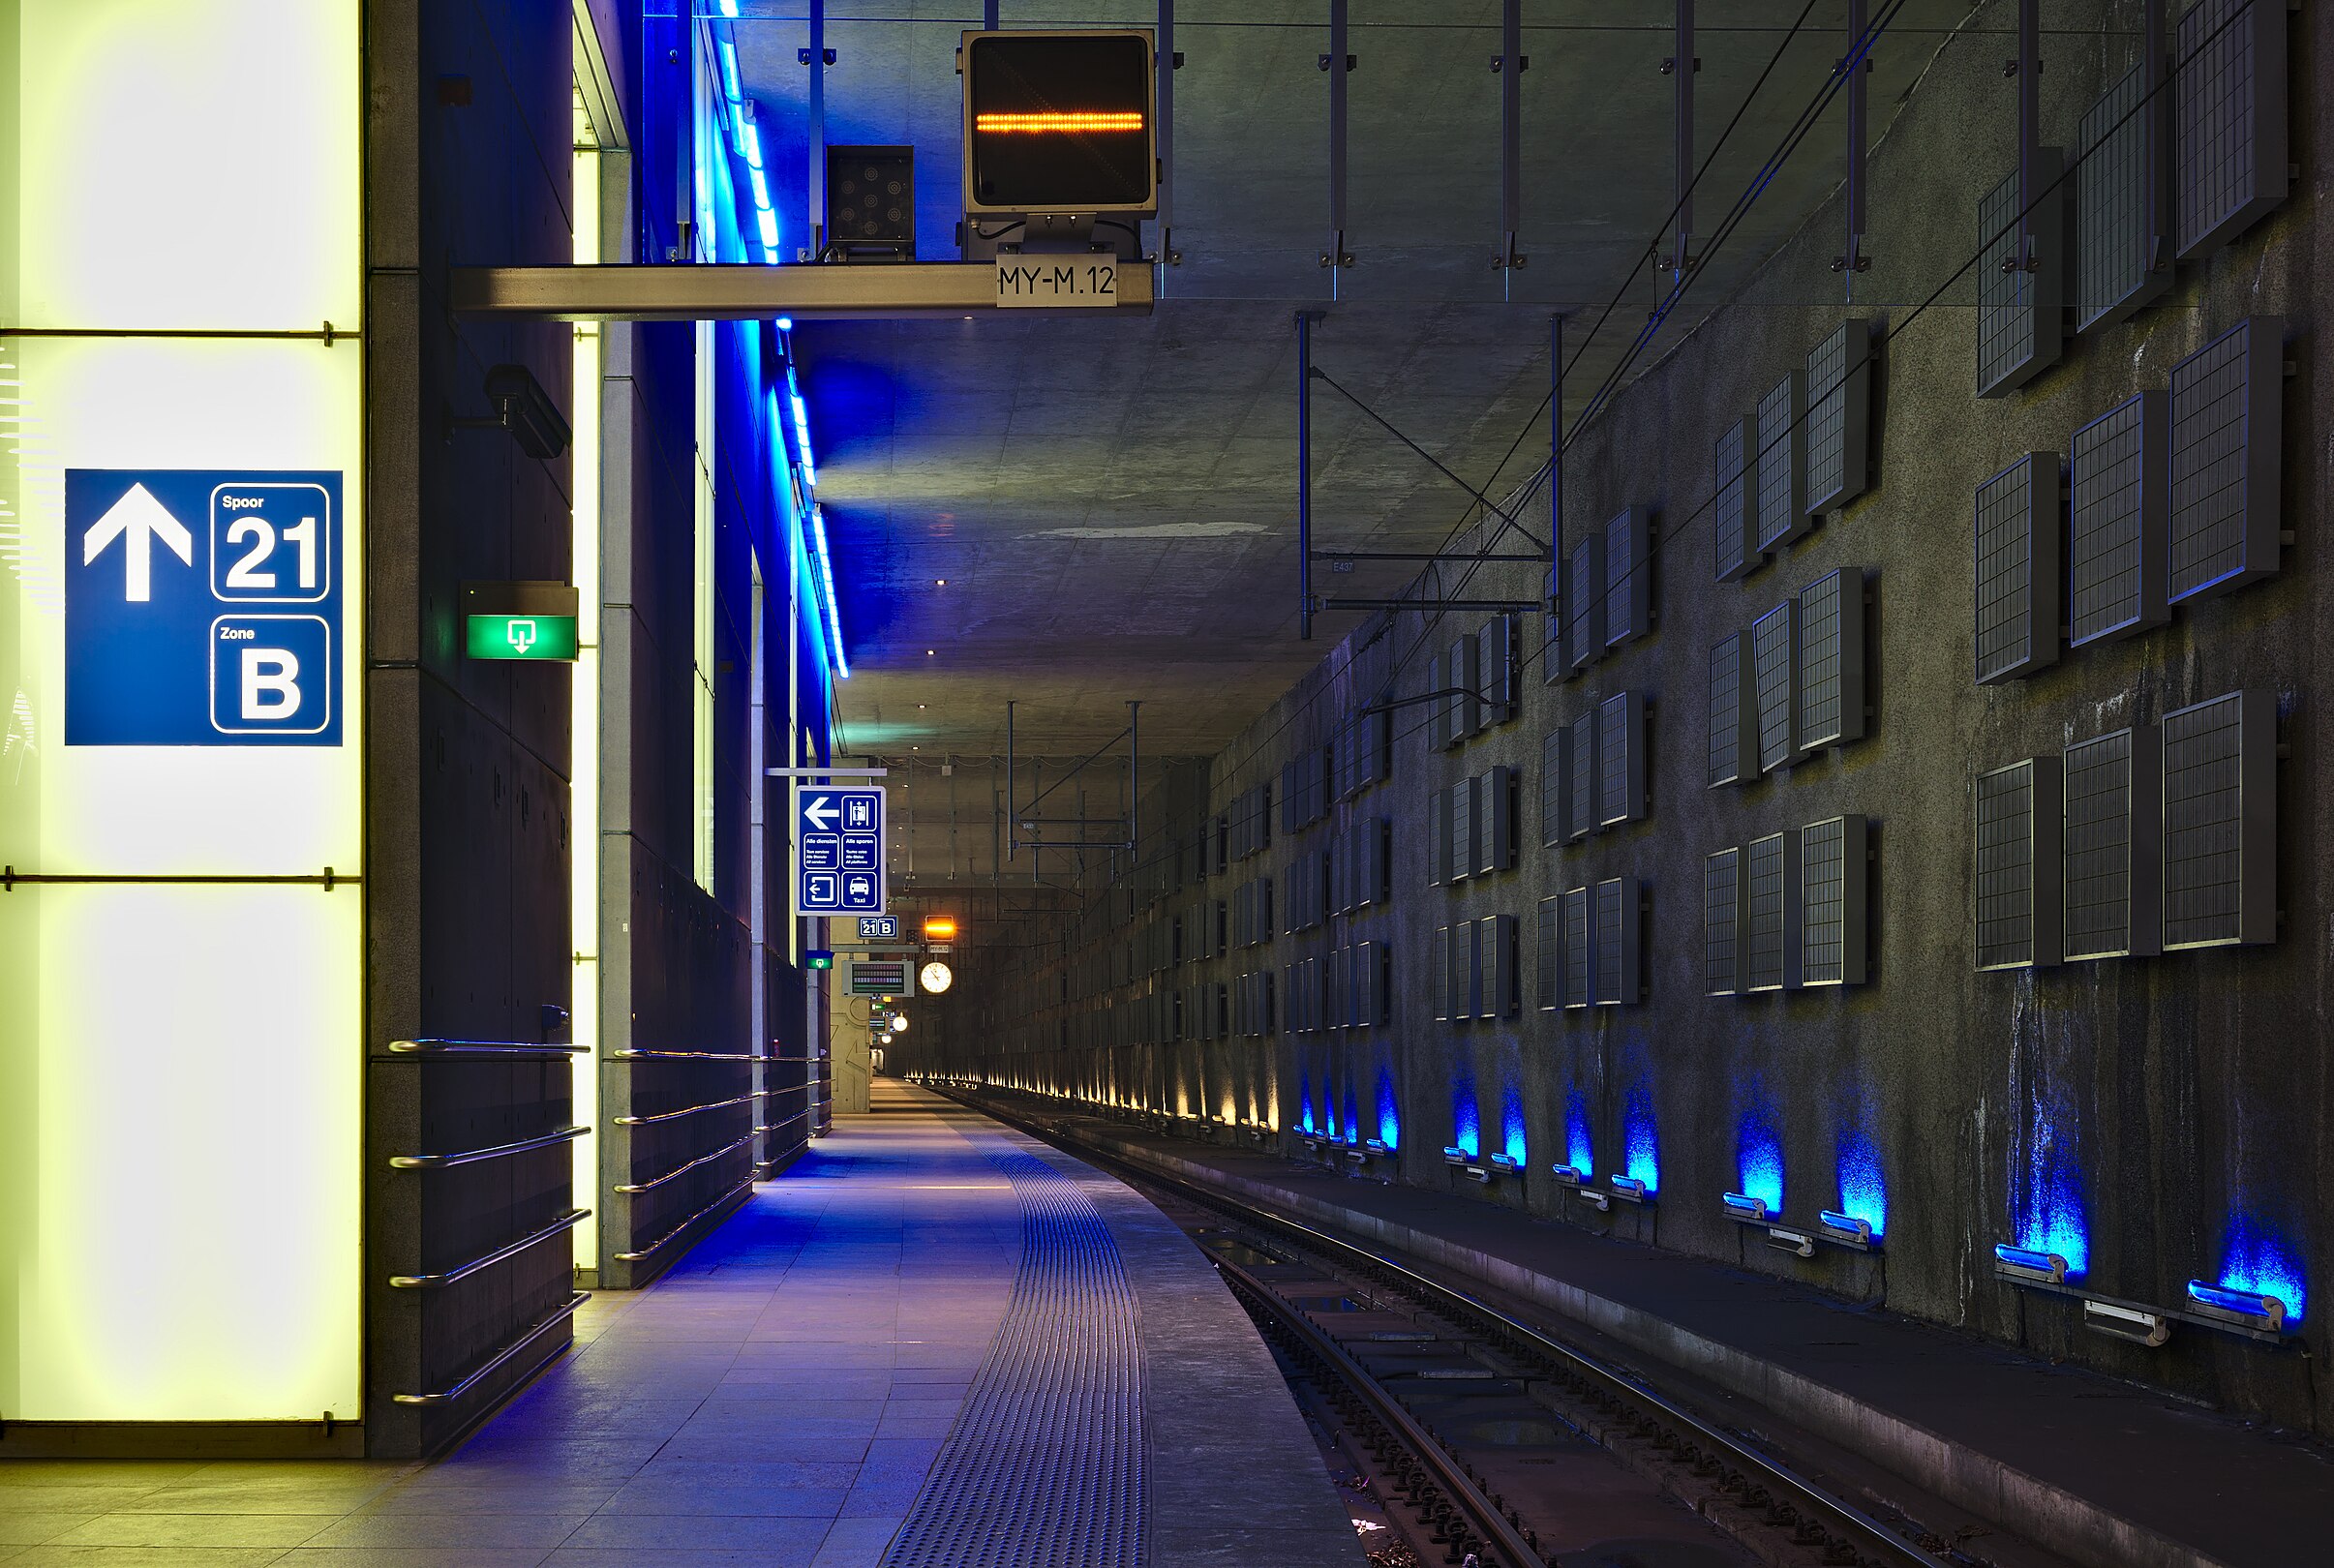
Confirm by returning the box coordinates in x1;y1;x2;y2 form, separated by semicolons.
957;1093;1956;1568
1216;1255;1540;1568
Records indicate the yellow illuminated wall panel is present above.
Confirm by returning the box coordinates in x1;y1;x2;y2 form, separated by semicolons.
0;0;364;1426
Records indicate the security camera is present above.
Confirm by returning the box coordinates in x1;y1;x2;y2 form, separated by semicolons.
482;364;571;459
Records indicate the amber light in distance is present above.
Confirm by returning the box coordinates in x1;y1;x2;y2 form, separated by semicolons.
923;916;958;941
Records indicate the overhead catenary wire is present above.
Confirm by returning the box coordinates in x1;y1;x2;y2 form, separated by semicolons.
981;0;2233;917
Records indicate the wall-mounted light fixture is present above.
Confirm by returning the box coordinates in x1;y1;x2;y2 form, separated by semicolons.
1766;1226;1815;1257
1818;1210;1877;1250
2186;1281;2289;1333
1993;1243;2070;1283
2084;1300;2171;1348
1609;1175;1652;1204
445;364;570;460
1722;1191;1771;1223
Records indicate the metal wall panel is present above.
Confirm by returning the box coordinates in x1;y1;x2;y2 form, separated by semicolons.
1596;691;1646;828
1751;600;1802;773
1805;320;1872;514
1484;914;1519;1018
1594;876;1641;1006
2162;688;2275;949
1744;831;1799;991
1478;767;1514;873
1451;776;1475;884
2173;0;2289;260
1478;615;1515;725
2063;726;2163;960
1704;847;1743;996
1974;453;2061;683
1976;757;2061;970
1754;371;1808;551
1429;927;1450;1021
1800;815;1868;986
1605;505;1652;646
1564;534;1606;675
1428;787;1450;887
1464;919;1485;1020
1561;886;1594;1010
1977;151;2067;397
1708;631;1753;787
1567;709;1598;843
1425;651;1450;751
1449;633;1481;741
2068;391;2169;646
1535;894;1561;1010
1714;415;1759;582
1796;568;1865;749
1539;726;1567;847
2167;317;2282;604
2075;63;2170;333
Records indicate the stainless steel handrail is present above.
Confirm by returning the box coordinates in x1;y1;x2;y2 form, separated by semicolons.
387;1039;589;1059
612;1176;754;1262
387;1209;590;1289
611;1049;765;1062
613;1131;755;1192
390;1291;590;1406
389;1125;589;1170
613;1093;758;1127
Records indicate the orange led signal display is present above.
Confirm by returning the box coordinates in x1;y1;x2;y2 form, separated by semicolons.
974;111;1145;135
923;916;958;941
963;30;1157;215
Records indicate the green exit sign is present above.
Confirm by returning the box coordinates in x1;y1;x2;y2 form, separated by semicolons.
467;613;579;661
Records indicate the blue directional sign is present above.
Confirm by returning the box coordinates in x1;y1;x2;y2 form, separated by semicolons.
794;784;886;918
65;469;344;745
858;916;899;941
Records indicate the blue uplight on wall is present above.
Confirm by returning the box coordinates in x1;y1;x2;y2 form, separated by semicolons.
1297;1070;1315;1135
1500;1076;1528;1164
1565;1088;1594;1179
2215;1213;2307;1324
1834;1125;1887;1239
1452;1073;1480;1160
1377;1071;1400;1151
1737;1107;1784;1216
1624;1084;1659;1192
2016;1105;2088;1277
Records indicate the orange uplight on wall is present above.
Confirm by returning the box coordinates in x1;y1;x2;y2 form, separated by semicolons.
923;916;958;941
974;111;1145;135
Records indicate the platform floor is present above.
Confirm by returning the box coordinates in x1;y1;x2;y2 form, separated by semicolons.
978;1089;2334;1568
0;1085;1360;1567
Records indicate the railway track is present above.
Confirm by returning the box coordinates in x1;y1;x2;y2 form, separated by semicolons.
943;1090;1989;1568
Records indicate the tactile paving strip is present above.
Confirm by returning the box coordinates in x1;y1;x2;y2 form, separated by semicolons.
881;1148;1144;1568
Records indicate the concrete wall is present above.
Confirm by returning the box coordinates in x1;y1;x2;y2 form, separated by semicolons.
901;0;2331;1433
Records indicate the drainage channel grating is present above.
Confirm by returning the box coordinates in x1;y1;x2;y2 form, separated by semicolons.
882;1147;1144;1568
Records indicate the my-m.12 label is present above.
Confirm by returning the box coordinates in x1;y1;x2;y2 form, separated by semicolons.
65;470;344;745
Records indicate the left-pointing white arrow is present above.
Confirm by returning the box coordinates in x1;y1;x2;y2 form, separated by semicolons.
81;482;194;603
803;795;840;830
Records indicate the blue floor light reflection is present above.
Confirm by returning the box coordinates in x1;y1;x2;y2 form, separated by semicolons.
1452;1075;1480;1160
2192;1214;2306;1330
1623;1085;1659;1194
1565;1089;1594;1179
1833;1125;1888;1239
1736;1112;1784;1215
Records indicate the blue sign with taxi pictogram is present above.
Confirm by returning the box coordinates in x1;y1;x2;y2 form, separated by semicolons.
794;784;886;918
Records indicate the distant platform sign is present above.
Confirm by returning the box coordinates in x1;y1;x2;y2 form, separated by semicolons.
65;470;344;745
858;915;899;941
795;783;887;918
847;958;912;997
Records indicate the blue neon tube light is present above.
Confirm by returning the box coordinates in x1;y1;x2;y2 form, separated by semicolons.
810;505;849;678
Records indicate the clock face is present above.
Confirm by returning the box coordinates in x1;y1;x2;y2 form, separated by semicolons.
919;961;954;994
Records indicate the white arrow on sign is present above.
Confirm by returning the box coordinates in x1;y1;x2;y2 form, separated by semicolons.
803;795;839;830
81;482;194;603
